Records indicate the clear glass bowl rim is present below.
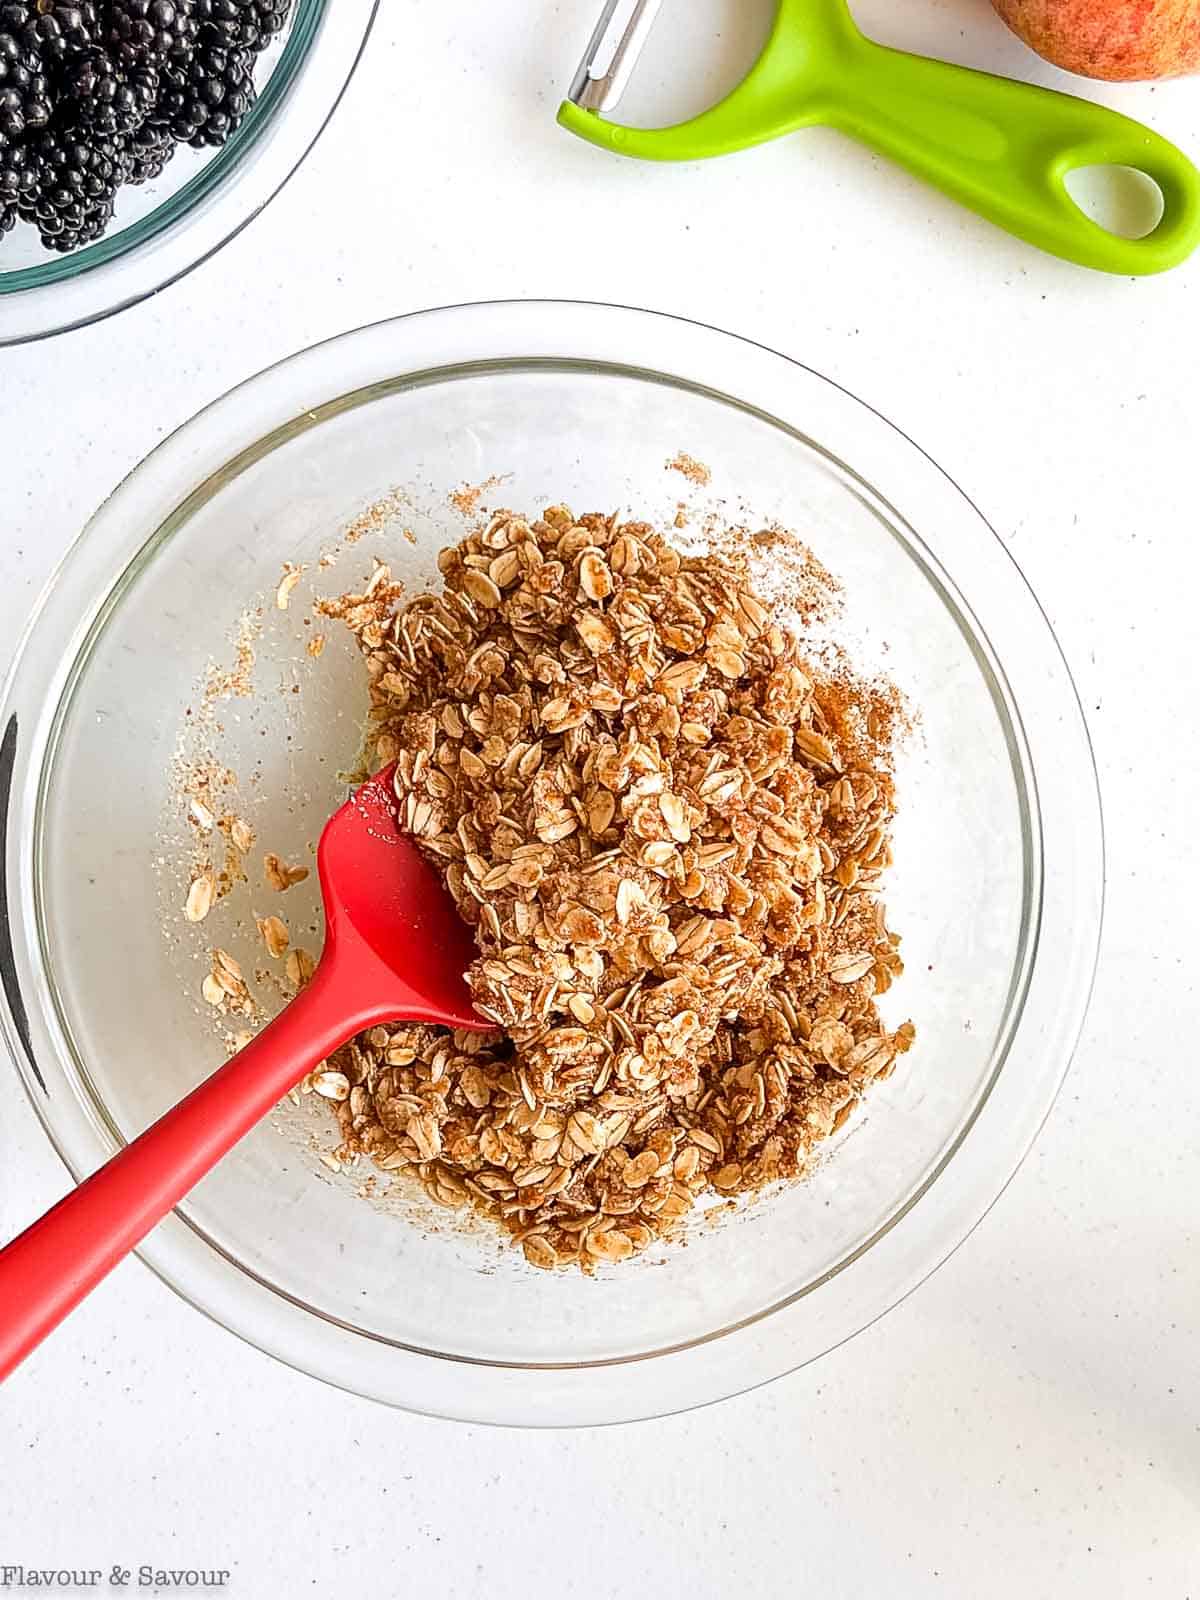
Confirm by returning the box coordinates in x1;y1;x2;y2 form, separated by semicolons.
0;301;1105;1425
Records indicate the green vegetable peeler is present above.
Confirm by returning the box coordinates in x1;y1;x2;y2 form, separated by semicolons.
558;0;1200;275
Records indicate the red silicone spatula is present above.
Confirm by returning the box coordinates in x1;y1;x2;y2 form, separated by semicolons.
0;766;487;1383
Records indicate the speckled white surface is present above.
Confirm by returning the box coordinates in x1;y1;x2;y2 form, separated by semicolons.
2;1;1198;1593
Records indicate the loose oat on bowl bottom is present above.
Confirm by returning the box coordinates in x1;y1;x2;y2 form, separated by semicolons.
304;503;914;1271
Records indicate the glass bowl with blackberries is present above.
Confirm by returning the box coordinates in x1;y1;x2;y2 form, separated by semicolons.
0;0;375;343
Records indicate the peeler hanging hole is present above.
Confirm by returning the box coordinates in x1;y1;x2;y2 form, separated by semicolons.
1064;165;1166;241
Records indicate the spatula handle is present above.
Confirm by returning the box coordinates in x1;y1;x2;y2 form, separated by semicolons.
0;965;358;1384
833;40;1200;275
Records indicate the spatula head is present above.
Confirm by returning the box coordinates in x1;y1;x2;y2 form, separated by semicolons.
317;766;488;1032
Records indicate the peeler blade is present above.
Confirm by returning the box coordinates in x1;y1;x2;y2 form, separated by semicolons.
566;0;666;114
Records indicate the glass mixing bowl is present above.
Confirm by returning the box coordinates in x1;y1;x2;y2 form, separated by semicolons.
0;302;1102;1425
0;0;376;346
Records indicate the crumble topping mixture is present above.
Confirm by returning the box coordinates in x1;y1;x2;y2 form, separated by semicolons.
303;503;913;1269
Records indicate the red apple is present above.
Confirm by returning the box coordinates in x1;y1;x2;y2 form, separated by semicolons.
991;0;1200;80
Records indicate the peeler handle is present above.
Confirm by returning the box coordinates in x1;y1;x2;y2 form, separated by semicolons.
830;40;1200;276
558;0;1200;276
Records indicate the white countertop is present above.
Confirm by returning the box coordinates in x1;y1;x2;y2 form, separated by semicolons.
2;2;1198;1593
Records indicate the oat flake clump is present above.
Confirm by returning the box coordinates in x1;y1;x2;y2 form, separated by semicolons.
317;505;914;1270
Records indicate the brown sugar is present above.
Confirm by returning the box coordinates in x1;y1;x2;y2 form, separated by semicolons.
666;451;713;487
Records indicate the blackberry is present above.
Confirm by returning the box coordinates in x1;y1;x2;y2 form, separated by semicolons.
0;0;291;253
63;44;157;133
0;29;51;137
121;115;172;181
106;0;196;66
0;2;99;69
155;36;252;146
0;126;36;199
0;130;21;233
195;0;285;53
18;124;128;249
